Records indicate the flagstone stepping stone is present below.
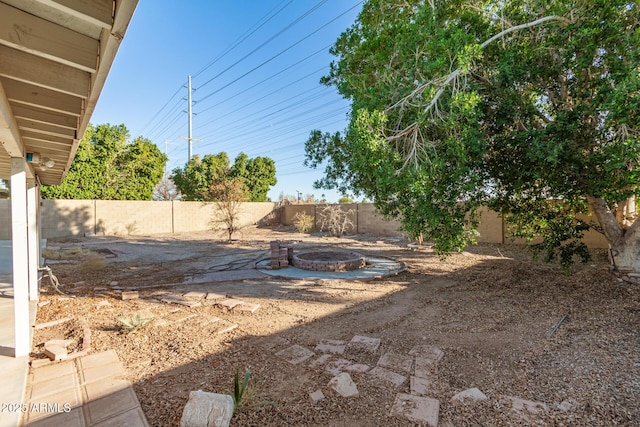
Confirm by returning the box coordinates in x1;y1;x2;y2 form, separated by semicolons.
328;373;359;397
275;345;315;365
409;345;444;363
411;376;436;396
210;320;238;335
160;295;201;307
235;302;260;313
308;354;333;368
390;393;439;426
315;339;347;354
216;299;245;310
368;366;407;388
206;293;226;300
499;395;548;421
347;335;381;353
325;358;353;376
451;387;487;403
344;363;370;373
414;356;439;378
183;291;207;299
180;390;234;427
377;352;413;374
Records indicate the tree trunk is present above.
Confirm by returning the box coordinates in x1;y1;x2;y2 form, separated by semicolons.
588;196;640;271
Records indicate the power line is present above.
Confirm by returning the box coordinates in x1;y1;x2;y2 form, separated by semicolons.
195;0;330;91
192;0;295;79
195;1;363;104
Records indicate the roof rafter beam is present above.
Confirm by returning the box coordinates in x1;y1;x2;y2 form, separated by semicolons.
33;0;113;29
0;2;98;73
0;45;90;98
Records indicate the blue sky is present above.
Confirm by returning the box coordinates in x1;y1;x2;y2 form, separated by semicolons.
91;0;363;202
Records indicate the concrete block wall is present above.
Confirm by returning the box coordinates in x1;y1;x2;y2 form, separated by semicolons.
356;204;403;236
95;200;173;236
0;199;610;248
40;200;95;238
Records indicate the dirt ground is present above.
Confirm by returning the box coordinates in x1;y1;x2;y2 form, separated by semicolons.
31;226;640;426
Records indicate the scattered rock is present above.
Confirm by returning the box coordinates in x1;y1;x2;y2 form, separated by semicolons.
328;373;359;397
309;390;325;404
37;301;50;307
451;387;487;403
180;390;234;427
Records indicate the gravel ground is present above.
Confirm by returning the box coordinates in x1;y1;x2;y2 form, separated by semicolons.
31;226;640;426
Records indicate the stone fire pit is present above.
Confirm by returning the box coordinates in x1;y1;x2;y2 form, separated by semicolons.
291;250;367;272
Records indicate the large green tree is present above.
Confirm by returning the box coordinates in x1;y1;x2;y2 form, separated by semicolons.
305;0;640;269
172;152;276;202
41;124;167;200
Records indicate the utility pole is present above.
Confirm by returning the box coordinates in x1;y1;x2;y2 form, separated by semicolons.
180;75;201;163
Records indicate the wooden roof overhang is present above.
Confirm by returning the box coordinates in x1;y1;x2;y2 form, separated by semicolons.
0;0;138;185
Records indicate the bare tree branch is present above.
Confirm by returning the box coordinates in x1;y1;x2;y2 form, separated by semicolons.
386;15;572;167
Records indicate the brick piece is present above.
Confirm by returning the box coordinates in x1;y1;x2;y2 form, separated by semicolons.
44;344;67;361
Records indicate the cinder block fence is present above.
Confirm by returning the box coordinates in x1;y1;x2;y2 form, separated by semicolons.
0;200;608;248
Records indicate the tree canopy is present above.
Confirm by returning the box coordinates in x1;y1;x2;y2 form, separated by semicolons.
41;124;167;200
305;0;640;268
171;152;277;202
